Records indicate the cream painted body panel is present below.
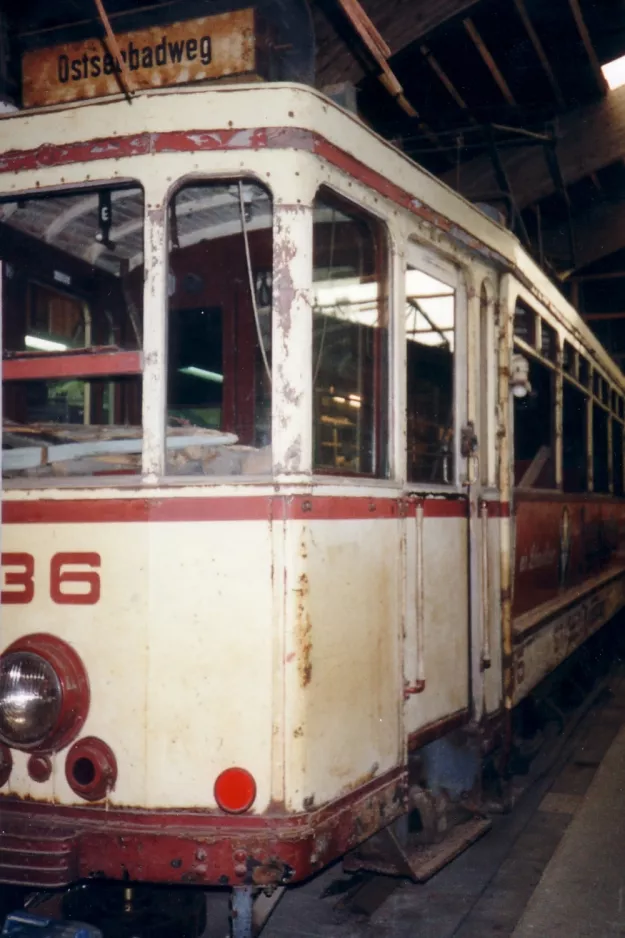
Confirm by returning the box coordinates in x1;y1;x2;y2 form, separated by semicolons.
404;517;470;733
283;517;401;811
1;510;275;810
484;516;503;716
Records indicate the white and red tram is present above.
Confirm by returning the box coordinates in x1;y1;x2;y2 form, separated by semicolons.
0;38;624;938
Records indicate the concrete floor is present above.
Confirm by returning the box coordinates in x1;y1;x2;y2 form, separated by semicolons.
513;710;625;937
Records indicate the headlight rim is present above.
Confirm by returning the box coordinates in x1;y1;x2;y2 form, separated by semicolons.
0;633;90;754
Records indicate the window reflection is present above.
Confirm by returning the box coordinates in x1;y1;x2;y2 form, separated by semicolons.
1;185;143;479
406;265;455;484
312;190;388;476
166;180;272;476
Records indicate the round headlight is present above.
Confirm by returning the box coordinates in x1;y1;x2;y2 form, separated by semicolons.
0;652;62;748
0;634;90;753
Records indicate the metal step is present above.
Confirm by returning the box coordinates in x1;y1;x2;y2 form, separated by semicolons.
344;816;492;883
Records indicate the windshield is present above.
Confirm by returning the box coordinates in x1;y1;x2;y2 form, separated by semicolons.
166;179;273;476
1;176;274;480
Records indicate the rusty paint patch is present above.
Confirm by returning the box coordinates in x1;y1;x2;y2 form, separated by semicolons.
0;135;152;175
154;127;267;153
407;708;469;753
273;219;298;342
295;572;312;687
0;766;406;887
339;763;380;796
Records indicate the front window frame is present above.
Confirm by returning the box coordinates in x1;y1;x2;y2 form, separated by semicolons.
162;173;275;480
1;179;145;485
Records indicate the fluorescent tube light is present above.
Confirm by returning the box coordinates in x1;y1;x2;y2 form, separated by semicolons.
179;366;224;384
25;335;69;352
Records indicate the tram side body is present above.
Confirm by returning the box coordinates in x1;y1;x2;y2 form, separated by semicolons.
0;489;409;887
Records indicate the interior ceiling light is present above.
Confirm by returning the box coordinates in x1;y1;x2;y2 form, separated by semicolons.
25;335;68;352
179;366;224;384
601;54;625;90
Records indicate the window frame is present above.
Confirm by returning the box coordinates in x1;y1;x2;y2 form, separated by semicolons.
163;174;275;478
1;180;145;485
512;303;559;493
310;184;393;482
404;240;466;492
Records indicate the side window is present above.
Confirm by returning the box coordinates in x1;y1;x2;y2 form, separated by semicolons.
513;306;556;489
562;379;588;493
312;189;389;477
593;400;609;493
166;180;272;476
613;418;624;497
405;263;455;484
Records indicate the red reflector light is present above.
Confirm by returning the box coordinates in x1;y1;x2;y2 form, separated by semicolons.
214;767;256;814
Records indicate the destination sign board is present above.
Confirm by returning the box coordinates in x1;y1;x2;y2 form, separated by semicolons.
22;8;257;109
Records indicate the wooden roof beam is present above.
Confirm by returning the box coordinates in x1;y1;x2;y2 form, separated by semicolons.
583;311;625;322
315;0;482;88
572;270;625;283
441;83;625;207
567;0;607;93
420;42;477;122
464;17;516;106
512;0;565;108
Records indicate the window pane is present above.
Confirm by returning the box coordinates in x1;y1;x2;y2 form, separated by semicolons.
563;341;576;375
514;302;535;345
613;421;624;496
514;357;555;488
540;319;557;361
579;357;590;387
312;190;388;476
562;380;588;493
166;180;272;476
593;404;609;493
406;265;455;484
1;186;143;480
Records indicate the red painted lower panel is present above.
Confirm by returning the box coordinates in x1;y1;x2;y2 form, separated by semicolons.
513;493;625;617
0;768;406;888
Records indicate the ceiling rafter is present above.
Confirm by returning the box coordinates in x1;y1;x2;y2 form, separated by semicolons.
512;0;565;108
441;83;625;208
567;0;607;93
463;17;516;107
420;42;477;122
44;189;131;241
314;0;482;87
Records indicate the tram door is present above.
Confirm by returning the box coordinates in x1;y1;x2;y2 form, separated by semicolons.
403;243;477;738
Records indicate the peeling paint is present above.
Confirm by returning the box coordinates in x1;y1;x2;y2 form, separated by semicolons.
295;572;313;688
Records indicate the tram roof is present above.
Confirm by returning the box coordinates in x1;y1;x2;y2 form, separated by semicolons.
0;80;621;389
